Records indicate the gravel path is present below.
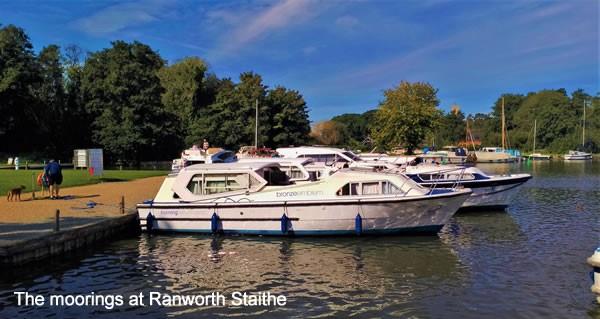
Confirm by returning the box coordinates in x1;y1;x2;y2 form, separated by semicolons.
0;176;164;245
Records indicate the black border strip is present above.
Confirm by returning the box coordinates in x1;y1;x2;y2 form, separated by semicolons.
419;175;531;188
137;190;470;209
140;217;300;221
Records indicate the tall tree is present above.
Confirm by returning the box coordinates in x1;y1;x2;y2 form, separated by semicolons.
35;45;65;154
331;110;377;149
512;90;576;152
0;24;39;151
491;93;525;133
436;105;465;146
158;57;207;147
188;78;240;149
371;81;442;153
235;72;269;147
63;44;93;152
81;41;178;163
266;86;310;147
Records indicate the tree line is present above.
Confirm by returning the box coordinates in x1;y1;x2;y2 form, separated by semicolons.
0;24;311;164
315;82;599;154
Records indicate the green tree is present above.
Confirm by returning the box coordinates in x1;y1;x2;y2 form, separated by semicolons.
512;90;576;152
371;81;442;153
436;106;465;146
331;110;377;149
266;86;310;147
0;24;40;152
491;94;525;132
236;72;269;147
81;41;178;163
189;78;241;149
158;57;207;146
587;93;600;153
62;44;93;151
35;45;66;154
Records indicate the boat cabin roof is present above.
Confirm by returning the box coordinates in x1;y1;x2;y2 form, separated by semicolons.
276;146;362;162
182;161;280;172
238;157;314;165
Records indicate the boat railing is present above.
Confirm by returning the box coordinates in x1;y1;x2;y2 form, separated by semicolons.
413;166;469;192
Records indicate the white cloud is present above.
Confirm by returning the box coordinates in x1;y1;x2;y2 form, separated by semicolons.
212;0;323;55
73;0;172;36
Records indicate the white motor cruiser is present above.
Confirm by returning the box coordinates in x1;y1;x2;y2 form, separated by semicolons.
137;162;471;236
277;146;531;209
563;150;592;161
400;164;531;209
171;146;237;172
238;157;336;182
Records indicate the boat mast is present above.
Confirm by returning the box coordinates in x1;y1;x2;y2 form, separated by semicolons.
255;99;259;149
583;99;587;147
501;97;506;150
466;119;476;151
533;119;536;153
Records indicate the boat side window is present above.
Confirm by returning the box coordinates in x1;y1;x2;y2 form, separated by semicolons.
186;173;258;195
337;182;359;196
362;182;379;195
334;154;348;163
337;181;402;196
382;181;403;194
301;154;324;162
421;173;444;180
342;151;361;161
281;165;307;180
262;167;291;186
447;173;474;180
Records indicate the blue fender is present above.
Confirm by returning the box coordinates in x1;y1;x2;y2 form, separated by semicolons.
146;212;154;232
355;213;362;235
211;212;219;233
281;214;290;234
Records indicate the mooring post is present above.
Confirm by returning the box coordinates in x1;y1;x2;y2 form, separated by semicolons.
54;209;60;232
120;196;125;214
31;173;36;200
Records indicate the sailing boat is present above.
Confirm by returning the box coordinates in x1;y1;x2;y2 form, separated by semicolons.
528;119;551;160
472;97;517;163
564;100;592;161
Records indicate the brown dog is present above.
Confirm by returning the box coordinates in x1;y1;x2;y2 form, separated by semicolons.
7;185;26;201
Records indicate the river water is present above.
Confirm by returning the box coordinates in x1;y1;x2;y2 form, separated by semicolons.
0;161;598;318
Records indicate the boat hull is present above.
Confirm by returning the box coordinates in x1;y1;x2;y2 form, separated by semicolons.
460;183;522;209
137;192;470;236
473;151;515;163
416;175;531;209
564;155;592;160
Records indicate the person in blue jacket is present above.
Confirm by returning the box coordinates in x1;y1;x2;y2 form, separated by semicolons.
44;159;63;199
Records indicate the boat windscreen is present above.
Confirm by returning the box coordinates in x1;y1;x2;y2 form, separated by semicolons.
342;151;362;161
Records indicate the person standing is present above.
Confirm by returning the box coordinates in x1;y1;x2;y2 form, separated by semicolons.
44;159;63;199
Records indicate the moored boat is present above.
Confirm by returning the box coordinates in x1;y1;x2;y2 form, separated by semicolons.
277;146;531;209
564;99;592;161
472;147;516;163
528;153;551;161
400;164;532;209
563;151;592;161
137;162;472;236
171;145;237;172
526;119;551;160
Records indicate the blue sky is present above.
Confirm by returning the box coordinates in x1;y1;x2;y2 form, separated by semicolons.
1;0;598;121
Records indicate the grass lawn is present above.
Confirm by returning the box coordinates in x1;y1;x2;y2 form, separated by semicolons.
0;169;168;195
